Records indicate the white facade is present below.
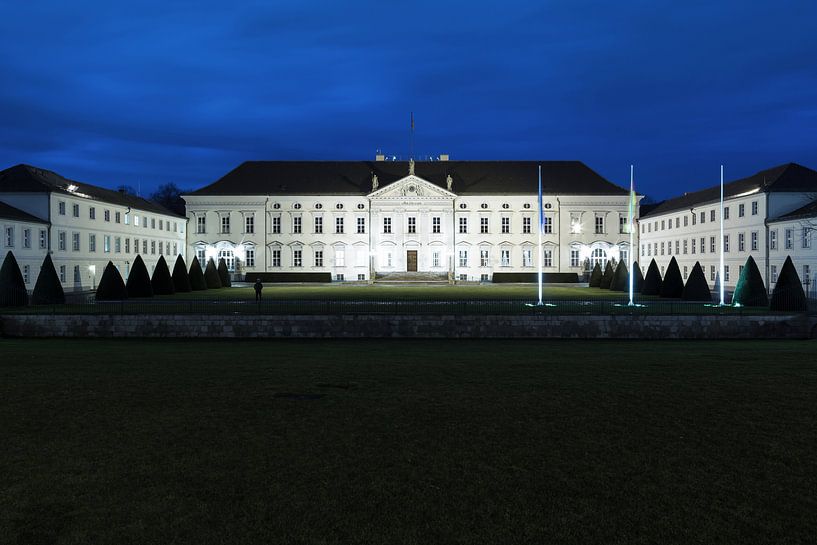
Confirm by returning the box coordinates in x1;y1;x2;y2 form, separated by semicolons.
767;215;817;297
1;211;48;288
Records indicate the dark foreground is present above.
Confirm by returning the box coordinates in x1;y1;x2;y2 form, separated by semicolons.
1;339;815;544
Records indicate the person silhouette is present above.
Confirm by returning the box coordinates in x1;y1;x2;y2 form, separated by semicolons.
254;278;263;301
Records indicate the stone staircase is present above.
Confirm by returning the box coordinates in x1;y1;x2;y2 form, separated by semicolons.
374;271;450;284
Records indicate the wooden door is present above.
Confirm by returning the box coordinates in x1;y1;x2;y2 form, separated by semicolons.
407;250;418;272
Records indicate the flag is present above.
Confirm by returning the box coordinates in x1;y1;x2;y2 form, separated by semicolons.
538;165;543;233
628;185;636;233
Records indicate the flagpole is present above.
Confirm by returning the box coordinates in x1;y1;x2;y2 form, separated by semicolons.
719;164;725;305
538;164;543;306
628;164;634;306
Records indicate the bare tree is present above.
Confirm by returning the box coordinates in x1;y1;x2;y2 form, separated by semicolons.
150;183;186;216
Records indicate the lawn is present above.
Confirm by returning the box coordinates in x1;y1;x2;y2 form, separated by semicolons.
1;339;815;544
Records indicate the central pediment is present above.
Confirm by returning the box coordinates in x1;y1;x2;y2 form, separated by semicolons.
368;175;456;200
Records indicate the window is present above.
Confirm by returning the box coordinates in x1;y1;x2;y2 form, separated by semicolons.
770;230;777;250
621;249;628;265
272;216;281;234
23;265;29;284
683;216;688;227
501;217;510;234
738;233;745;252
151;218;155;229
4;226;13;247
480;249;489;267
293;217;302;234
803;227;811;249
432;217;441;234
691;238;696;254
620;216;627;234
543;249;553;267
245;248;255;268
771;265;778;283
336;217;344;234
124;213;129;225
500;249;510;267
386;252;393;267
104;210;110;222
314;250;323;267
751;232;758;251
570;249;580;268
543;216;552;234
159;219;163;230
724;207;729;220
641;244;645;257
691;213;696;226
481;217;489;234
115;212;121;224
710;210;715;222
723;235;729;252
710;266;716;282
336;274;345;281
125;238;130;254
58;231;66;251
683;266;688;279
661;220;665;230
114;237;121;253
459;274;467;282
272;249;281;267
23;229;31;248
58;201;66;215
523;217;531;234
661;242;665;255
143;216;148;228
738;204;745;217
358;274;366;281
725;265;730;282
480;274;489;282
142;240;148;254
221;215;230;234
334;248;344;267
357;217;365;234
134;238;139;255
89;207;96;220
710;236;716;253
72;232;80;251
739;265;744;278
675;217;680;228
72;203;79;217
522;248;532;267
667;241;672;255
433;251;441;268
314;216;323;234
245;216;254;234
700;237;706;254
151;241;156;255
103;235;111;253
595;215;604;234
407;217;416;234
682;240;687;254
751;201;758;215
59;265;66;283
134;215;140;227
293;249;303;267
383;217;392;234
785;229;792;249
459;250;468;267
459;217;467;234
700;211;705;224
197;216;206;233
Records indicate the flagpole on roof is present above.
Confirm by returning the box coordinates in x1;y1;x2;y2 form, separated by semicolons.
720;164;725;306
538;164;543;306
628;164;635;306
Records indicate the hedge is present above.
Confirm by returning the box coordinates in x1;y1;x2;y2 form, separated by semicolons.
172;255;192;293
641;259;662;295
246;272;332;283
188;256;208;291
631;261;644;293
95;261;128;301
126;255;153;298
588;263;602;287
660;257;684;298
599;262;614;289
492;272;579;283
31;254;65;305
682;262;712;301
151;256;175;295
610;261;628;292
217;258;231;287
770;256;806;311
0;251;28;307
204;258;222;289
732;256;768;307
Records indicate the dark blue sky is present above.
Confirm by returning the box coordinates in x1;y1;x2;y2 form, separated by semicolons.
2;1;815;200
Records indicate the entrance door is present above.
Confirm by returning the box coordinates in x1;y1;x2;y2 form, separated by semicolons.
406;250;418;272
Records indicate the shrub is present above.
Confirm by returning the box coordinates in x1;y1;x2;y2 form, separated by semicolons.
682;262;712;301
0;251;28;307
172;255;192;292
204;258;222;289
31;254;65;305
732;256;768;307
610;261;628;292
599;262;614;289
151;256;175;295
492;272;579;283
660;257;684;298
126;255;153;298
95;261;128;300
188;256;207;291
631;261;644;293
588;263;602;287
641;259;662;295
217;258;231;288
770;256;806;311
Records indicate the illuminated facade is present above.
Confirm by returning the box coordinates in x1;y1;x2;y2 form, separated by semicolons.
183;158;637;281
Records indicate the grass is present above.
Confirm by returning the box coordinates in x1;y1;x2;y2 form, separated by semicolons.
1;339;816;544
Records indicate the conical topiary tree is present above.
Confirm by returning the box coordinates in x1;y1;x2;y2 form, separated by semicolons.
770;256;806;311
172;255;192;293
732;256;768;307
217;258;231;288
599;261;614;289
588;262;603;287
610;261;628;292
204;258;222;289
188;256;207;291
631;261;644;294
641;259;662;296
660;256;684;298
95;261;128;301
682;262;712;301
0;251;28;307
31;254;65;305
126;255;153;298
151;255;175;295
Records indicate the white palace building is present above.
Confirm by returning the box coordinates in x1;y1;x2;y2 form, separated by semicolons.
182;157;638;282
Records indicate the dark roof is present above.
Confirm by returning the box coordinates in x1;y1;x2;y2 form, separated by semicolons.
638;201;664;217
186;160;629;197
0;164;185;218
768;198;817;223
0;200;48;224
641;163;817;219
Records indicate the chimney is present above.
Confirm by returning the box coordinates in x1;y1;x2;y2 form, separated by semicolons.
438;154;449;161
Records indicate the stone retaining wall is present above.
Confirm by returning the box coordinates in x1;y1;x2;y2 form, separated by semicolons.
1;313;813;339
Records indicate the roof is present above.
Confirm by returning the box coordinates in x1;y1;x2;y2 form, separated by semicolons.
768;198;817;223
185;160;629;197
641;163;817;219
0;200;48;224
0;164;185;218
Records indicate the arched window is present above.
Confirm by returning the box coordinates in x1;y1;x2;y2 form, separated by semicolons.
218;249;235;272
591;248;607;269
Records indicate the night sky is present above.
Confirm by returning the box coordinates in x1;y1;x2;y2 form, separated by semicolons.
2;1;815;200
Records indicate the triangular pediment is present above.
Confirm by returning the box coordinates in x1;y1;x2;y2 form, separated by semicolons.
368;175;456;200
